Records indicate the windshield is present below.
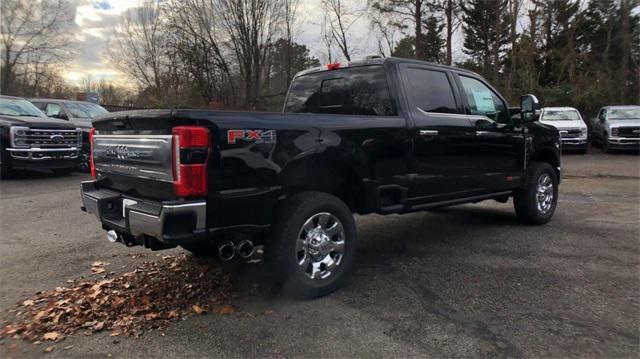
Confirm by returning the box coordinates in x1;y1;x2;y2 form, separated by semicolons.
65;102;108;118
542;109;580;121
0;98;46;117
608;108;640;120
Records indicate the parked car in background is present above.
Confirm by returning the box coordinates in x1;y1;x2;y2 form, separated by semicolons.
0;96;81;178
30;99;108;171
591;105;640;153
539;107;588;153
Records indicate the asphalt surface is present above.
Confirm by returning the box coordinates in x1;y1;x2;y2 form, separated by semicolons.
1;149;638;358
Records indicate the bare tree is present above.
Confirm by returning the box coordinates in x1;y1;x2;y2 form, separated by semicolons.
164;0;236;107
322;0;363;61
372;0;428;60
0;0;74;95
370;11;401;57
217;0;282;108
109;1;169;103
283;0;300;85
321;13;336;63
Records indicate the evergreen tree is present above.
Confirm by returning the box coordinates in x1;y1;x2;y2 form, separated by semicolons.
392;36;416;59
460;0;511;83
421;16;445;63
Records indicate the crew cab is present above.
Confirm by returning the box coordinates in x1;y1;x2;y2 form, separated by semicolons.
539;107;588;153
591;105;640;153
0;96;82;178
81;58;561;298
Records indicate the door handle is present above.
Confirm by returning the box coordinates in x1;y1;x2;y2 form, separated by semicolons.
419;130;439;136
475;131;492;136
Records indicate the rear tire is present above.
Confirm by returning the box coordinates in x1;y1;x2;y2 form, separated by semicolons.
513;162;558;225
266;191;357;299
0;145;13;179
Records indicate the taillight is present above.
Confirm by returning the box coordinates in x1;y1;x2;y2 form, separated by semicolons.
89;128;96;178
172;126;210;197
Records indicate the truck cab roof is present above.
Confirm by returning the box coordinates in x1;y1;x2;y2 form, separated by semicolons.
294;57;478;78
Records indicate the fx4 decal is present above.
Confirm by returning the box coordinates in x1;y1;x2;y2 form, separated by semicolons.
227;129;276;144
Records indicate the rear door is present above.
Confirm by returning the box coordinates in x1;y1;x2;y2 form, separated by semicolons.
454;74;525;191
399;64;481;204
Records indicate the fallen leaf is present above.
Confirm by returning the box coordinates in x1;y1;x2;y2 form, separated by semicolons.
92;321;105;331
32;311;46;322
109;331;120;337
43;332;62;341
192;305;205;314
22;300;35;306
44;345;56;353
64;345;74;350
263;310;274;315
214;305;238;315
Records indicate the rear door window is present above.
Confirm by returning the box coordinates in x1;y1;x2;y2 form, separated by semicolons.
404;68;458;114
285;65;397;116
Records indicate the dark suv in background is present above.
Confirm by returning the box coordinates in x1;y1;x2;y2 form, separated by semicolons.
30;99;108;171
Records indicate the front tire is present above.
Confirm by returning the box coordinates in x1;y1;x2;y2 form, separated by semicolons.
0;145;13;179
266;191;357;298
78;144;91;172
602;137;612;153
513;162;558;225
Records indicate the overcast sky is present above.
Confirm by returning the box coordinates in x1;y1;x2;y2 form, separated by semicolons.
67;0;471;87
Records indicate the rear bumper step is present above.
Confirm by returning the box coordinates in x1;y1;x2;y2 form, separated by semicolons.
81;180;206;243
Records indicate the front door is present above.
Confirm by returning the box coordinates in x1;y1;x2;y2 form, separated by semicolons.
455;74;525;192
400;64;482;205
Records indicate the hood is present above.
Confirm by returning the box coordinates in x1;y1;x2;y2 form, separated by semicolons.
539;119;587;130
70;117;94;129
607;119;640;128
0;115;79;129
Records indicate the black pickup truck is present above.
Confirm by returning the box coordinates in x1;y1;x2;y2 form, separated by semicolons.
81;57;561;297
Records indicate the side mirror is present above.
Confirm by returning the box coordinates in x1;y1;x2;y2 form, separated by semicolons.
520;94;540;123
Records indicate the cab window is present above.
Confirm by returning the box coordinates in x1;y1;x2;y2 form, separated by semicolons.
45;103;63;117
285;65;397;116
405;68;457;114
459;76;508;123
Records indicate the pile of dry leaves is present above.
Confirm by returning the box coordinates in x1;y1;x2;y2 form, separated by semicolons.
0;254;236;344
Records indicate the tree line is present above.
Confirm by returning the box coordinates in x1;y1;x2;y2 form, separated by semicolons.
1;0;638;117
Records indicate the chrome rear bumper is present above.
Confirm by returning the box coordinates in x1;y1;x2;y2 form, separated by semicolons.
80;181;206;241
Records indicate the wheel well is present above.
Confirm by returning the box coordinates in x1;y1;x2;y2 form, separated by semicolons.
279;156;365;213
534;147;560;180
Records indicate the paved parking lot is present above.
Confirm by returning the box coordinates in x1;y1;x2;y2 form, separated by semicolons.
1;150;638;358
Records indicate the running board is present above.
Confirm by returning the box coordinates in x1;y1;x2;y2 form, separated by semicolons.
409;191;513;211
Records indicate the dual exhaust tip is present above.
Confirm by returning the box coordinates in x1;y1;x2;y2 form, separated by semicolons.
107;230;255;261
218;239;254;261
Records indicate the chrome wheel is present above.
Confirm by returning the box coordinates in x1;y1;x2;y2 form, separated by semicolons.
296;212;345;280
536;173;554;214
